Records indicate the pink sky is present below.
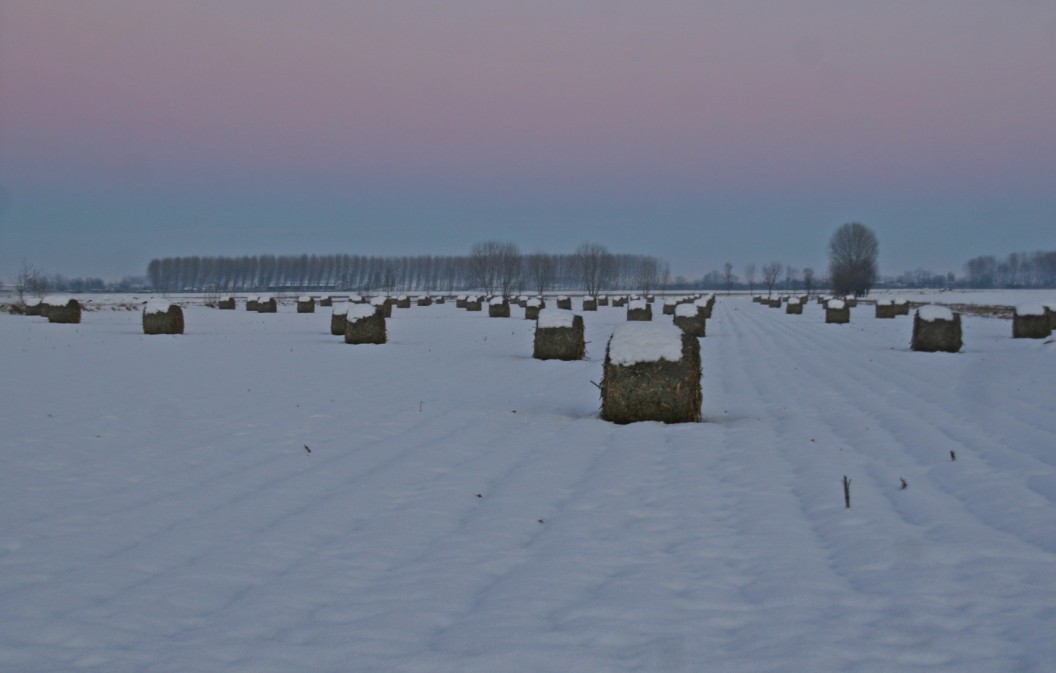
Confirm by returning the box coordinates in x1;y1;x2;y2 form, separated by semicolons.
1;1;1055;278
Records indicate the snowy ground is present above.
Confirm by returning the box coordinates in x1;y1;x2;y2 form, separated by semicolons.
1;296;1053;672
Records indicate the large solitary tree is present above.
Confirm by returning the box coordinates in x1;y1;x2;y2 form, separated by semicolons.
828;223;879;297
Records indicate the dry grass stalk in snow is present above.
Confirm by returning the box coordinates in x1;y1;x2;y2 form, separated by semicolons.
142;302;185;335
533;312;585;360
601;324;701;424
1012;306;1051;339
344;305;386;344
912;306;962;353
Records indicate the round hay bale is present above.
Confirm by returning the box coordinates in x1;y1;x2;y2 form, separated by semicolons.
434;296;446;305
612;296;628;308
597;296;610;306
556;296;572;310
296;296;316;313
142;301;184;335
524;297;544;320
330;302;350;335
370;296;393;318
662;299;678;315
344;304;386;344
416;296;433;307
44;296;82;324
1047;304;1056;331
21;297;44;316
533;311;585;360
1012;305;1052;339
601;323;701;424
319;297;333;307
673;303;706;337
395;295;412;309
245;296;260;311
626;299;652;321
465;297;483;311
912;305;962;352
768;299;782;308
488;298;510;317
785;298;803;315
582;297;598;311
825;300;850;324
217;297;236;310
875;300;898;319
256;297;278;313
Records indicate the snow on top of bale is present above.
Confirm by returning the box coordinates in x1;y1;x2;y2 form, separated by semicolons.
527;298;542;307
787;297;801;305
298;296;312;302
370;296;387;306
348;294;363;302
347;303;377;321
537;308;576;329
331;302;350;315
674;303;698;317
828;299;846;310
1015;304;1047;316
894;297;910;305
608;323;684;365
144;300;174;315
557;295;569;300
629;299;647;310
918;304;954;322
43;295;73;306
876;299;894;306
489;296;507;305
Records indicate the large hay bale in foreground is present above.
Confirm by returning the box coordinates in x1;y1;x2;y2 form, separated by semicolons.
673;302;706;337
601;323;701;424
142;301;184;335
1012;305;1052;339
785;297;803;315
488;298;510;317
344;304;386;344
626;299;652;321
256;297;278;313
912;305;962;353
296;296;315;313
533;311;585;360
217;297;236;310
44;296;81;324
330;303;350;335
825;300;850;324
875;300;898;318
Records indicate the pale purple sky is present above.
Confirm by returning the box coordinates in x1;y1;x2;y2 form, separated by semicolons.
1;1;1054;281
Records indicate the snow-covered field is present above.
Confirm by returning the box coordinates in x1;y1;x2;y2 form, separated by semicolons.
1;295;1054;672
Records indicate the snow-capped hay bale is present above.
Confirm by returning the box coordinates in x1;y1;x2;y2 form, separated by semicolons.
582;297;597;311
142;301;184;335
465;297;483;311
416;296;432;307
601;323;701;424
395;295;411;309
434;295;446;305
245;296;260;311
533;310;585;360
556;296;572;310
296;296;315;313
330;302;350;335
217;297;236;310
695;297;714;319
320;297;333;307
785;297;803;315
256;296;278;313
662;298;679;315
673;302;707;337
598;296;609;306
875;299;898;319
1012;305;1052;339
612;296;628;308
825;299;850;324
524;297;544;320
455;295;468;309
912;305;962;353
488;297;510;317
626;299;652;321
370;296;393;318
344;303;386;344
44;296;81;324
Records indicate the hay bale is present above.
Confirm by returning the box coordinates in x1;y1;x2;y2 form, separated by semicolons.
673;302;706;337
662;298;679;315
768;298;782;308
612;296;628;308
582;297;598;311
875;300;898;319
556;296;572;310
597;296;609;306
434;296;446;305
330;302;350;335
825;299;850;324
1012;305;1052;339
626;299;652;321
524;297;544;320
44;296;81;324
142;300;185;335
416;296;432;307
465;297;483;311
395;295;411;309
320;297;333;307
296;296;316;313
533;310;585;360
217;297;236;310
488;297;510;317
344;304;386;344
256;296;278;313
894;298;911;315
785;297;803;315
455;295;468;309
912;305;962;353
1047;304;1056;331
21;297;44;316
245;296;260;311
601;323;701;424
370;296;393;318
696;296;714;319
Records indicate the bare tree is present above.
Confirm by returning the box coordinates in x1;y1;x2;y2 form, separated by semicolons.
828;222;879;297
636;257;660;295
744;263;757;297
802;267;815;296
494;242;522;300
15;259;47;304
468;241;501;293
784;265;799;292
525;252;556;296
722;261;737;294
575;242;615;298
762;261;782;299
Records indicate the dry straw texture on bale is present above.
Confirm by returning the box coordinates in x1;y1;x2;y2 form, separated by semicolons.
1012;308;1052;339
296;298;316;313
875;301;898;318
533;314;585;360
371;297;393;318
912;309;962;353
45;298;82;324
673;313;707;337
21;298;43;316
488;300;511;318
143;303;185;335
601;329;702;424
345;307;386;344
